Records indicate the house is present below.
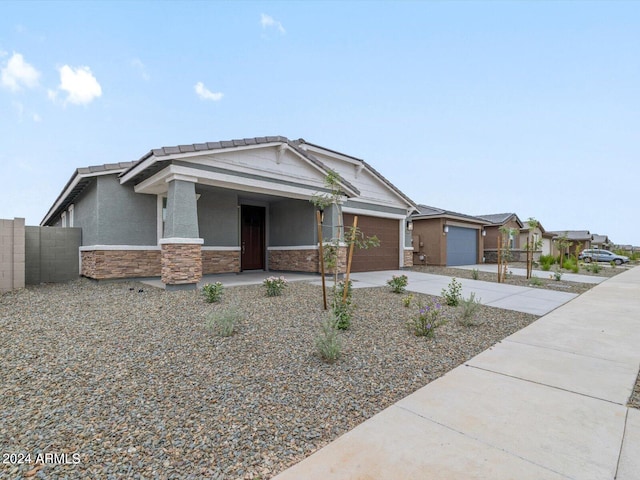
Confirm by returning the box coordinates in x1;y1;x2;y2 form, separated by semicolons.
476;213;524;262
547;230;592;258
41;136;417;289
591;234;612;250
518;220;556;258
410;205;488;266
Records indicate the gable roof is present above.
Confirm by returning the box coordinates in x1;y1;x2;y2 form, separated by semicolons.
41;162;136;226
413;205;488;224
477;212;524;228
546;230;592;241
42;136;417;225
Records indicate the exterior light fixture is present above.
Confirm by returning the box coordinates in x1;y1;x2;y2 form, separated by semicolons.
407;221;413;231
482;229;486;237
443;225;449;234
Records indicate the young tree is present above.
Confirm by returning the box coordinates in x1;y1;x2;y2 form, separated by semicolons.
525;218;543;279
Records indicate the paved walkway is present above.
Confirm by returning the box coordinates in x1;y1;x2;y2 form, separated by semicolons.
454;263;611;284
274;266;640;480
335;270;578;316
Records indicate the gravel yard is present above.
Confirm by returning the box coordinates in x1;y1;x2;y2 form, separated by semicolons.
1;278;542;479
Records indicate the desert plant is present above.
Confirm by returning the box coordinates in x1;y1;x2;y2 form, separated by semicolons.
529;276;544;287
441;278;463;306
551;268;563;281
539;254;554;271
588;262;602;273
202;282;224;303
331;280;354;330
402;294;414;308
563;257;577;272
263;276;288;296
387;274;408;293
458;293;483;326
407;299;446;338
315;316;342;363
471;269;479;280
206;307;241;336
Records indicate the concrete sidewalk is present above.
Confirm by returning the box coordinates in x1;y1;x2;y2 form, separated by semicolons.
454;263;609;284
274;266;640;480
328;270;578;316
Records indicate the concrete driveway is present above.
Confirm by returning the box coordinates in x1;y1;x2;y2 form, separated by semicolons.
454;263;609;284
342;270;577;316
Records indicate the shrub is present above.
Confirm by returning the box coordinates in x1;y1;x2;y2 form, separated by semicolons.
471;269;480;280
551;268;562;281
387;274;408;293
331;280;354;330
206;307;241;337
588;262;602;273
540;263;551;272
529;276;544;287
202;282;224;303
563;257;577;271
263;276;288;296
402;294;414;308
458;292;483;326
441;278;463;306
316;316;342;363
407;299;446;338
539;254;554;271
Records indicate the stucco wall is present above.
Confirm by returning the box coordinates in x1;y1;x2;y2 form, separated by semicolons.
96;175;157;245
26;226;81;284
73;179;98;245
269;199;316;246
197;187;239;246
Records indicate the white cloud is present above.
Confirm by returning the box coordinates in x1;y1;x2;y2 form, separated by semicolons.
1;52;40;91
194;82;223;101
33;113;41;122
260;13;285;34
57;65;102;105
131;58;150;81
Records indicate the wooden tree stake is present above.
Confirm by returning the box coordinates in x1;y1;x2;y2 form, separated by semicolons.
316;210;327;310
343;216;358;304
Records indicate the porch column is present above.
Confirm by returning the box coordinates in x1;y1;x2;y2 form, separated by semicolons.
160;177;203;290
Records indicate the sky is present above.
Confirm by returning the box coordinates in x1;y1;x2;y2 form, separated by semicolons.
1;1;638;246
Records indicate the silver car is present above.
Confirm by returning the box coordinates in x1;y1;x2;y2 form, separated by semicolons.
579;249;629;265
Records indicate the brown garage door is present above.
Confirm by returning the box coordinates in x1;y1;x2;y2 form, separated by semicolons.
343;214;400;272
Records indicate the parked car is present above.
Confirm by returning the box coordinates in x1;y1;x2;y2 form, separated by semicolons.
579;249;629;265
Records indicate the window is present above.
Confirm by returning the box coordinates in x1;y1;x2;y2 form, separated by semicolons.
68;204;74;227
61;211;67;228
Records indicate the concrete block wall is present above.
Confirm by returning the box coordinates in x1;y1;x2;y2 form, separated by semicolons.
0;218;26;293
25;226;81;284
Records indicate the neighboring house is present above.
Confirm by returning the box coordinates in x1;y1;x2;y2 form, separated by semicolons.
410;205;488;266
547;230;592;257
42;136;417;289
591;234;612;250
518;220;556;258
476;213;524;262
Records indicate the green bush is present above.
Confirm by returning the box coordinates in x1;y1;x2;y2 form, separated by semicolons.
529;276;544;287
316;316;342;363
539;254;554;271
562;257;577;271
471;269;479;280
441;278;462;307
331;280;354;330
387;274;408;293
202;282;224;303
263;276;288;296
206;307;241;337
458;293;483;326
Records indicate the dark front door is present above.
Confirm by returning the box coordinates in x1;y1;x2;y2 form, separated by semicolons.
241;205;265;270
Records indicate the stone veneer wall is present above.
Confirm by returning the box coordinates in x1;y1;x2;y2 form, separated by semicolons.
202;250;240;274
269;249;319;272
403;249;414;268
161;243;202;285
81;249;161;279
484;249;528;264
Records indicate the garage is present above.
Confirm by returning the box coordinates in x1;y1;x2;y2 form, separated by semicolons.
446;226;478;266
343;214;400;272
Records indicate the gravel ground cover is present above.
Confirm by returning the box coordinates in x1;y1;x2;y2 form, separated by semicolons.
1;278;540;479
412;261;626;295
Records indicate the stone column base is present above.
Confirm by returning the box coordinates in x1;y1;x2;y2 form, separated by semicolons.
161;240;203;289
403;249;414;268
